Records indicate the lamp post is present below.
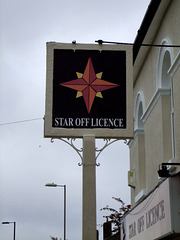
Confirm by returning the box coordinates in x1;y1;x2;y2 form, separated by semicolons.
2;221;16;240
45;183;66;240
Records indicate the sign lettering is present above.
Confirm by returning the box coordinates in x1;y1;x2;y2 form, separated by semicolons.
128;200;165;238
54;117;124;128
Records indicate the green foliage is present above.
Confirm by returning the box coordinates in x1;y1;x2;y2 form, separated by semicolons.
100;197;131;234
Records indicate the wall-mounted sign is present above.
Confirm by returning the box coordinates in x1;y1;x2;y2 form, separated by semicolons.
44;42;133;138
121;175;180;240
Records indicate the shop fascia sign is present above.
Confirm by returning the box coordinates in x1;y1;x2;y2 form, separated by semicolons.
121;175;180;240
44;42;133;139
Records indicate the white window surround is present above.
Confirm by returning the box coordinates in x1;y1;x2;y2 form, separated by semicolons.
168;51;180;77
134;91;145;131
128;91;145;147
156;38;174;89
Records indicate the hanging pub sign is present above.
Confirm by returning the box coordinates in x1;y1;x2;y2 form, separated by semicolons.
44;42;133;138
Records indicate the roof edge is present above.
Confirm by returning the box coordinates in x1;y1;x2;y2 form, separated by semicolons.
133;0;162;63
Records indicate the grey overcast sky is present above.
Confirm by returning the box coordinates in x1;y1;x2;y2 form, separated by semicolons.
0;0;150;239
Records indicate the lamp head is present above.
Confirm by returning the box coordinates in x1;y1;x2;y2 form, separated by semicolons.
45;183;57;187
158;165;169;178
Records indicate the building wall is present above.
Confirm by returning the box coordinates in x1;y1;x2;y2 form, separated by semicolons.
129;0;180;206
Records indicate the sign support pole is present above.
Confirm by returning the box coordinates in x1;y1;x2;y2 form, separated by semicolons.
82;134;96;240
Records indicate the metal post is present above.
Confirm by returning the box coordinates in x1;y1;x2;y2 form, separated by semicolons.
63;185;66;240
45;183;66;240
2;221;16;240
13;222;16;240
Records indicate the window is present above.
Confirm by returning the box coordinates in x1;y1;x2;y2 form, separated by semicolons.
157;38;174;159
157;39;173;89
134;91;145;133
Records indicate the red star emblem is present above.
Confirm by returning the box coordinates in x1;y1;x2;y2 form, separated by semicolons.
60;57;119;113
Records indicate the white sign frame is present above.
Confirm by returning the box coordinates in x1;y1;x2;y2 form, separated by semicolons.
44;42;133;139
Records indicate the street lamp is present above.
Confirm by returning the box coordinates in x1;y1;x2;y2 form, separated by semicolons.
2;221;16;240
45;183;66;240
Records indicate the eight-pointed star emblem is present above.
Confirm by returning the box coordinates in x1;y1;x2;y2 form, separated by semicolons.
60;57;119;113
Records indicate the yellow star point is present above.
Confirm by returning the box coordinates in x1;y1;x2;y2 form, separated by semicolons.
76;72;83;78
96;92;103;98
76;91;83;98
96;72;103;78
